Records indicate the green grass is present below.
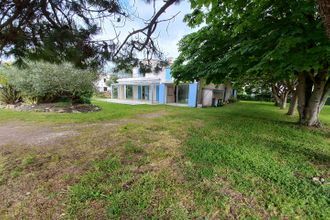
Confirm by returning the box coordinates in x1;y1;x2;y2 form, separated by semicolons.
0;101;329;218
0;100;164;124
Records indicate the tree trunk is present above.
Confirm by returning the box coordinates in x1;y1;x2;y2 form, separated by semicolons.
287;90;297;115
297;70;329;127
272;85;282;106
279;91;289;109
272;83;291;109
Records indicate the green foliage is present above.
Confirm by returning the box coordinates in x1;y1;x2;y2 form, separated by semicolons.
0;69;21;104
0;84;21;104
0;0;123;69
4;61;97;104
106;75;119;87
172;0;330;85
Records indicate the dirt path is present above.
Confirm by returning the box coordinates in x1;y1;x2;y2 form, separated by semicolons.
0;122;78;147
0;111;168;148
0;111;169;219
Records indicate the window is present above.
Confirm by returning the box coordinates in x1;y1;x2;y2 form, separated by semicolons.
177;84;189;104
112;86;118;99
126;85;133;99
104;78;106;82
103;87;107;92
142;86;149;100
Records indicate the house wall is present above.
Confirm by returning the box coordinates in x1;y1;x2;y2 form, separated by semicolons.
202;89;214;107
96;75;110;92
224;84;233;101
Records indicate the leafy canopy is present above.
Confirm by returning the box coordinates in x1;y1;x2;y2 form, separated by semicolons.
172;0;330;84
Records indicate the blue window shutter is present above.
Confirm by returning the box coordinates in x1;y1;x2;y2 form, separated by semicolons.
159;84;166;104
165;68;172;81
156;85;159;101
188;83;198;107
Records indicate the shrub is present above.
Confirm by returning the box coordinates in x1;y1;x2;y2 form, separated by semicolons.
4;61;98;103
228;97;238;103
0;69;21;104
0;84;21;104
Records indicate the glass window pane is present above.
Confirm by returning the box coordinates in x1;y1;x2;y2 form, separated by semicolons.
126;85;133;99
178;84;189;104
143;86;149;100
112;87;118;99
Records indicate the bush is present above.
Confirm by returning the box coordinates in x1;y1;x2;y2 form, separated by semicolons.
228;97;238;103
4;61;98;103
0;84;21;104
0;70;21;104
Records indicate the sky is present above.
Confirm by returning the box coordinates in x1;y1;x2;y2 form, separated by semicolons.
96;0;197;59
1;0;197;65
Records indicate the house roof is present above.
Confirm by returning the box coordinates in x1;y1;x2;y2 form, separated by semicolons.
116;77;161;85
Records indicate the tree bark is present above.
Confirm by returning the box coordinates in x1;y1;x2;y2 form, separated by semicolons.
297;69;329;127
287;90;297;115
280;91;289;109
272;85;282;107
272;82;291;109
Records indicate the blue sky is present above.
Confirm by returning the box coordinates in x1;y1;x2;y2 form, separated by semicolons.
96;0;197;58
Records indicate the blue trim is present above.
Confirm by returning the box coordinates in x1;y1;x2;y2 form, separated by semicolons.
188;83;198;107
156;85;159;101
165;67;172;81
138;86;142;99
159;84;166;104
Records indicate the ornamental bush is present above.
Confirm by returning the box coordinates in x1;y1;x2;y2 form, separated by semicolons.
4;61;98;103
0;70;21;104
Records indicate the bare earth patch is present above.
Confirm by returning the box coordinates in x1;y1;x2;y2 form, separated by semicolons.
0;122;78;147
0;111;169;219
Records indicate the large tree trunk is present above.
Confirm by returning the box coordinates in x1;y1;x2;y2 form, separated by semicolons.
318;0;330;38
297;70;329;127
287;90;298;115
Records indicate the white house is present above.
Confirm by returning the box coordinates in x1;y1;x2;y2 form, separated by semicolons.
110;59;237;107
96;73;110;92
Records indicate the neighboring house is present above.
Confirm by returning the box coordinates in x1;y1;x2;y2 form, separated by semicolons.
96;73;110;92
110;59;237;107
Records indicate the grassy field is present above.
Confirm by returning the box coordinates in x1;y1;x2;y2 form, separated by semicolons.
0;101;329;219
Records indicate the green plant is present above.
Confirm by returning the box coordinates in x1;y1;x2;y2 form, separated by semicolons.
0;71;21;104
228;97;238;103
0;84;21;104
4;61;97;104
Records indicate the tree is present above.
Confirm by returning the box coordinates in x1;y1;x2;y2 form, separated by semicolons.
172;0;329;126
0;0;180;68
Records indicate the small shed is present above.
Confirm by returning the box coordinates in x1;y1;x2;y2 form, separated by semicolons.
202;89;225;107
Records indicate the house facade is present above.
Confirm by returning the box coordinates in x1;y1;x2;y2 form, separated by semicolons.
110;60;237;107
96;73;110;92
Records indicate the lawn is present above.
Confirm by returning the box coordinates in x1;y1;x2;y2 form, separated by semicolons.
0;101;329;219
